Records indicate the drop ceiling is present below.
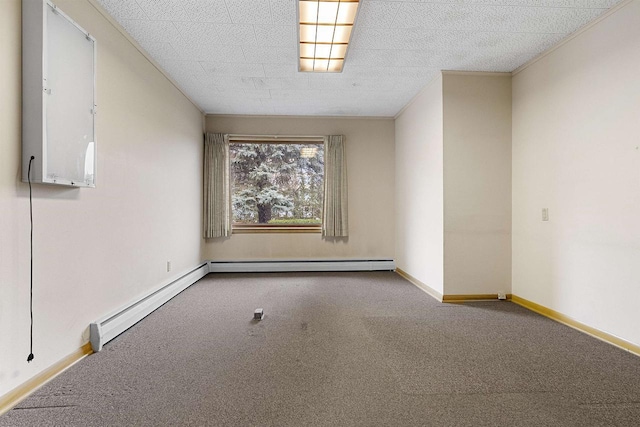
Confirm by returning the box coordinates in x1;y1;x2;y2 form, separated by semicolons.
95;0;623;117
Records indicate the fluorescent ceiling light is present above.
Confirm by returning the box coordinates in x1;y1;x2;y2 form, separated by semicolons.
298;0;360;73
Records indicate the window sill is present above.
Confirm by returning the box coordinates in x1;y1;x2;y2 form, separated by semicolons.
232;225;321;234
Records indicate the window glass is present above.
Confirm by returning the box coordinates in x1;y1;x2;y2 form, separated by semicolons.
230;143;324;226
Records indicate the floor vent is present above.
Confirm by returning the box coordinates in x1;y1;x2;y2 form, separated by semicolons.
89;263;209;352
208;259;395;273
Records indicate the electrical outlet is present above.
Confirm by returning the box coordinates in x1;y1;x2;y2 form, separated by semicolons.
542;208;549;221
498;292;507;300
167;261;171;272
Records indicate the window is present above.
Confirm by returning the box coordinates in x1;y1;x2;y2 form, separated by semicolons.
229;141;324;232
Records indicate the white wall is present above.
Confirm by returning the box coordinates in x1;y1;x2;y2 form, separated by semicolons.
203;115;395;260
1;0;203;397
443;73;512;295
395;75;444;294
512;0;640;346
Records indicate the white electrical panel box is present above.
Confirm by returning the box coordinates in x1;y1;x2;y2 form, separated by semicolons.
22;0;96;187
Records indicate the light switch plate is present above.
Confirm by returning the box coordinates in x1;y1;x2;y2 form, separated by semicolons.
542;208;549;221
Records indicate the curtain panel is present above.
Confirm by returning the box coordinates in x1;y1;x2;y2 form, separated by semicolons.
322;135;348;237
203;133;231;238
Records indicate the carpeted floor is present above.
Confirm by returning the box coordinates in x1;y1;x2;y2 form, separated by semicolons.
2;272;640;426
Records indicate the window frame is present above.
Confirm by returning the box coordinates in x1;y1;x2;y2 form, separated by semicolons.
228;135;325;234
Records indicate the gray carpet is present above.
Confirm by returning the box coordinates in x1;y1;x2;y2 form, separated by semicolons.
3;272;640;426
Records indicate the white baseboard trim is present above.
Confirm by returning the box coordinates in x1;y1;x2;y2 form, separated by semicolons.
89;262;209;352
208;259;395;273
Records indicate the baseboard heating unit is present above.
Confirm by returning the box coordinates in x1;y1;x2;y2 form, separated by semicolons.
89;262;209;352
208;259;395;273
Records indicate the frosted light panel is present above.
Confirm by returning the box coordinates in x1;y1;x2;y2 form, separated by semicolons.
314;44;331;58
332;26;352;44
329;44;347;59
317;2;338;22
336;3;358;23
298;0;359;73
316;26;335;42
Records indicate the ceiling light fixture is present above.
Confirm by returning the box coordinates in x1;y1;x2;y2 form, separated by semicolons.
298;0;360;73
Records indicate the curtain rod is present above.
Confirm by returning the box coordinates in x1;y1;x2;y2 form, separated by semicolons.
227;134;325;140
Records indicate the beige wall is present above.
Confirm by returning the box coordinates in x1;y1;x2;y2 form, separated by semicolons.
0;0;203;397
395;75;444;294
203;115;395;260
443;73;512;295
512;0;640;346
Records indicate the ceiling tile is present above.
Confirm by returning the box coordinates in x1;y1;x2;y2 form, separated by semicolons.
181;0;232;23
214;23;257;45
341;66;433;82
572;7;611;25
366;0;596;4
201;61;265;77
98;0;147;20
356;1;402;28
154;59;207;78
170;42;247;62
173;21;221;44
269;0;298;25
574;0;620;6
207;76;258;90
308;76;399;91
269;89;323;99
252;76;310;89
391;3;607;33
119;20;182;45
458;0;576;6
352;27;439;50
254;25;297;47
345;48;388;67
139;42;180;60
135;0;189;21
225;0;273;24
242;89;273;99
262;63;300;77
242;46;298;64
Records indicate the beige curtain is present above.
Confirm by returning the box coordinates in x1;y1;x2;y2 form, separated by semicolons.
203;133;231;238
322;135;348;237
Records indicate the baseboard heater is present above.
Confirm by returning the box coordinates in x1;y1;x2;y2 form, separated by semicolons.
89;262;209;352
208;259;395;273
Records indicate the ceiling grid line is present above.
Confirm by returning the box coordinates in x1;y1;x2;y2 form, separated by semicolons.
388;2;403;30
133;0;150;21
